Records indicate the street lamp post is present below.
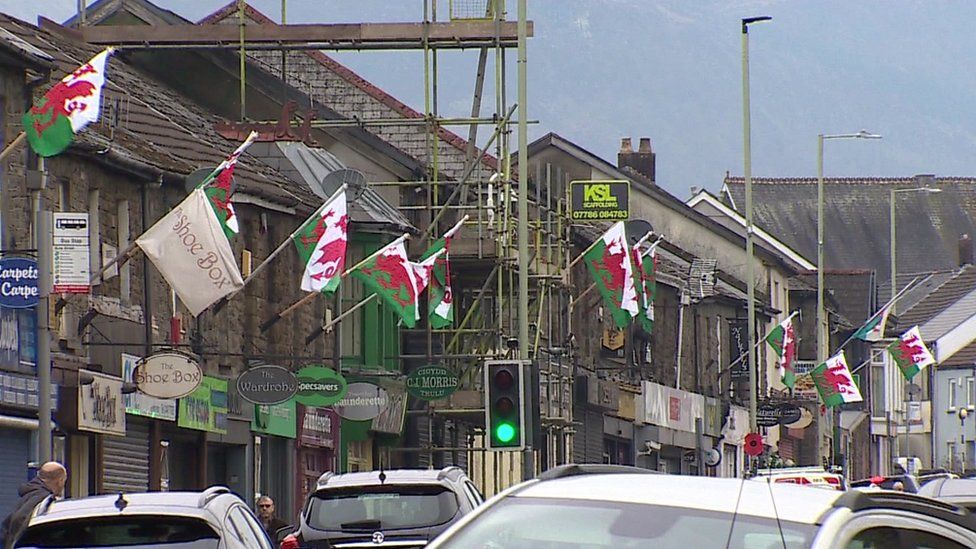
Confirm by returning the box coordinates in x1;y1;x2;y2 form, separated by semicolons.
742;15;771;436
959;408;969;475
817;130;881;471
890;187;942;311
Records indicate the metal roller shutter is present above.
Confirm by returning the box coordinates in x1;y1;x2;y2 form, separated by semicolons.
0;427;31;517
102;417;150;494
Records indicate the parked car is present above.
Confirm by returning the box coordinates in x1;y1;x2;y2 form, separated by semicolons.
917;468;959;486
426;463;976;548
282;467;483;549
918;478;976;512
849;474;921;493
13;486;273;548
748;466;845;490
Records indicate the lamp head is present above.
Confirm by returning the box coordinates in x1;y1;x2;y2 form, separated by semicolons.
742;16;772;31
960;407;969;421
855;130;883;139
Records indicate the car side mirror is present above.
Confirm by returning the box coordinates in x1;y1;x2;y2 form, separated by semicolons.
275;525;295;544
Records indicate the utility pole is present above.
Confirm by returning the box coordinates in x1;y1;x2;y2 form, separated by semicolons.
35;159;52;463
517;0;533;481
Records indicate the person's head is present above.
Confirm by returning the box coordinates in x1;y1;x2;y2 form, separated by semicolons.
38;462;67;496
892;481;905;492
256;496;275;520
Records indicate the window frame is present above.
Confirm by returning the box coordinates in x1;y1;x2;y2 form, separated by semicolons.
967;377;975;411
830;509;975;548
948;378;958;413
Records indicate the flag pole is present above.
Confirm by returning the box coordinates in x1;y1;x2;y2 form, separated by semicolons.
210;184;348;314
259;233;410;332
0;132;26;163
195;130;259;189
442;215;470;240
569;234;663;311
830;275;921;356
305;294;377;345
641;235;665;257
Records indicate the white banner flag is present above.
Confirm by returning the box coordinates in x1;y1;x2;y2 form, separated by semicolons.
136;188;244;316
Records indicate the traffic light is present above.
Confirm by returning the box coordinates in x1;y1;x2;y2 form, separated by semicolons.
484;360;525;450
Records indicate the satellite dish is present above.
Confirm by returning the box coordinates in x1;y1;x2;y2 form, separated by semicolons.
906;383;923;401
314;168;367;201
625;219;654;244
185;167;220;194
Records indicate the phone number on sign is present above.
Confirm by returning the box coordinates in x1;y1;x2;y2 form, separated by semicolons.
572;210;628;220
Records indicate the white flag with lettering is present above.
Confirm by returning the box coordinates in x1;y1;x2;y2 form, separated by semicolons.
136;188;244;316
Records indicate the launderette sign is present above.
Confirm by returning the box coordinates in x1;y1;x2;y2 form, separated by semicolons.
0;258;40;309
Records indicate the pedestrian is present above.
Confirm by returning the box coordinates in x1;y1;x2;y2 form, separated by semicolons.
892;481;905;492
255;495;288;541
1;461;67;549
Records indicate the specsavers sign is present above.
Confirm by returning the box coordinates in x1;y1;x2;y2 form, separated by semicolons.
570;180;630;221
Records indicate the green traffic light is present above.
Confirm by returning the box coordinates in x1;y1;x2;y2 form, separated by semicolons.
495;422;517;443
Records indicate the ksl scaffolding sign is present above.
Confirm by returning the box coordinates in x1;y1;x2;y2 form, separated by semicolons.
570;180;630;221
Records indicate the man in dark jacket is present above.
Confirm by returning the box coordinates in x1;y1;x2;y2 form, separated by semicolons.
256;495;289;542
1;462;66;549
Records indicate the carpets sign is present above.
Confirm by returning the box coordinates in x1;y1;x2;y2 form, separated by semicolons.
0;258;39;308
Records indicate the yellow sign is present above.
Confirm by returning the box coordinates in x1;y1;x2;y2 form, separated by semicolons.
571;180;630;221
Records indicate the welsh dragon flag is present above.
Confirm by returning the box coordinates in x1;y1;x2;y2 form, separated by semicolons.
294;190;348;294
887;325;936;381
765;316;797;389
201;131;258;239
811;351;863;408
631;239;658;334
421;218;465;329
352;239;442;328
583;222;639;328
24;48;114;157
853;303;892;342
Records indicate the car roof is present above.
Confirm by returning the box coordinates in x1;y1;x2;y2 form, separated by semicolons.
316;467;466;490
28;488;240;527
919;478;976;502
508;474;843;525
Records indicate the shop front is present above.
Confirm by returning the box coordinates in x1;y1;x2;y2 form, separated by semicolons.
252;399;296;520
634;381;712;475
296;405;338;516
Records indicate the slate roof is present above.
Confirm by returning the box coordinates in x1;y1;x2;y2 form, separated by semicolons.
722;176;976;282
6;13;411;229
896;266;976;332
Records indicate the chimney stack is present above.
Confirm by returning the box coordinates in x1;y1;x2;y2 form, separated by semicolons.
618;136;656;183
960;234;973;267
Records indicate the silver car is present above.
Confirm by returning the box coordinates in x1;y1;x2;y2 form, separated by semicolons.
14;486;273;549
427;464;976;548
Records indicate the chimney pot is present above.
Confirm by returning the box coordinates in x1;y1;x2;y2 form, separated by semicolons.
638;138;652;153
620;138;633;154
960;234;973;267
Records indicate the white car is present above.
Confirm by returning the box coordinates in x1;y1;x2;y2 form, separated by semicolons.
427;464;976;548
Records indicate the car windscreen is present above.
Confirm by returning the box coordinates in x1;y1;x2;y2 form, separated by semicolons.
437;497;817;548
16;515;220;548
308;484;459;531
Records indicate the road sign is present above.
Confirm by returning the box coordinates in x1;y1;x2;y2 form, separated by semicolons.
52;213;90;294
570;180;630;221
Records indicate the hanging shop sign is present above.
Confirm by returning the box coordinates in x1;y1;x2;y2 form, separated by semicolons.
0;257;39;309
122;353;176;420
334;382;388;422
133;352;202;399
177;376;228;434
371;383;408;435
756;403;780;428
570;180;630;221
777;403;803;426
52;212;91;294
294;366;347;407
252;399;297;439
406;365;459;401
299;405;339;449
78;370;125;436
237;365;298;405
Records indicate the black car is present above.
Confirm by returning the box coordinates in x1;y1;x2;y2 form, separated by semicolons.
283;467;483;549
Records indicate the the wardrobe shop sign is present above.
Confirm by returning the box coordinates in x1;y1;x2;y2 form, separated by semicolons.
133;352;202;399
0;258;39;309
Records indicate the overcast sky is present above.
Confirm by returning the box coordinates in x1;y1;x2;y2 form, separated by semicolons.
5;1;976;198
